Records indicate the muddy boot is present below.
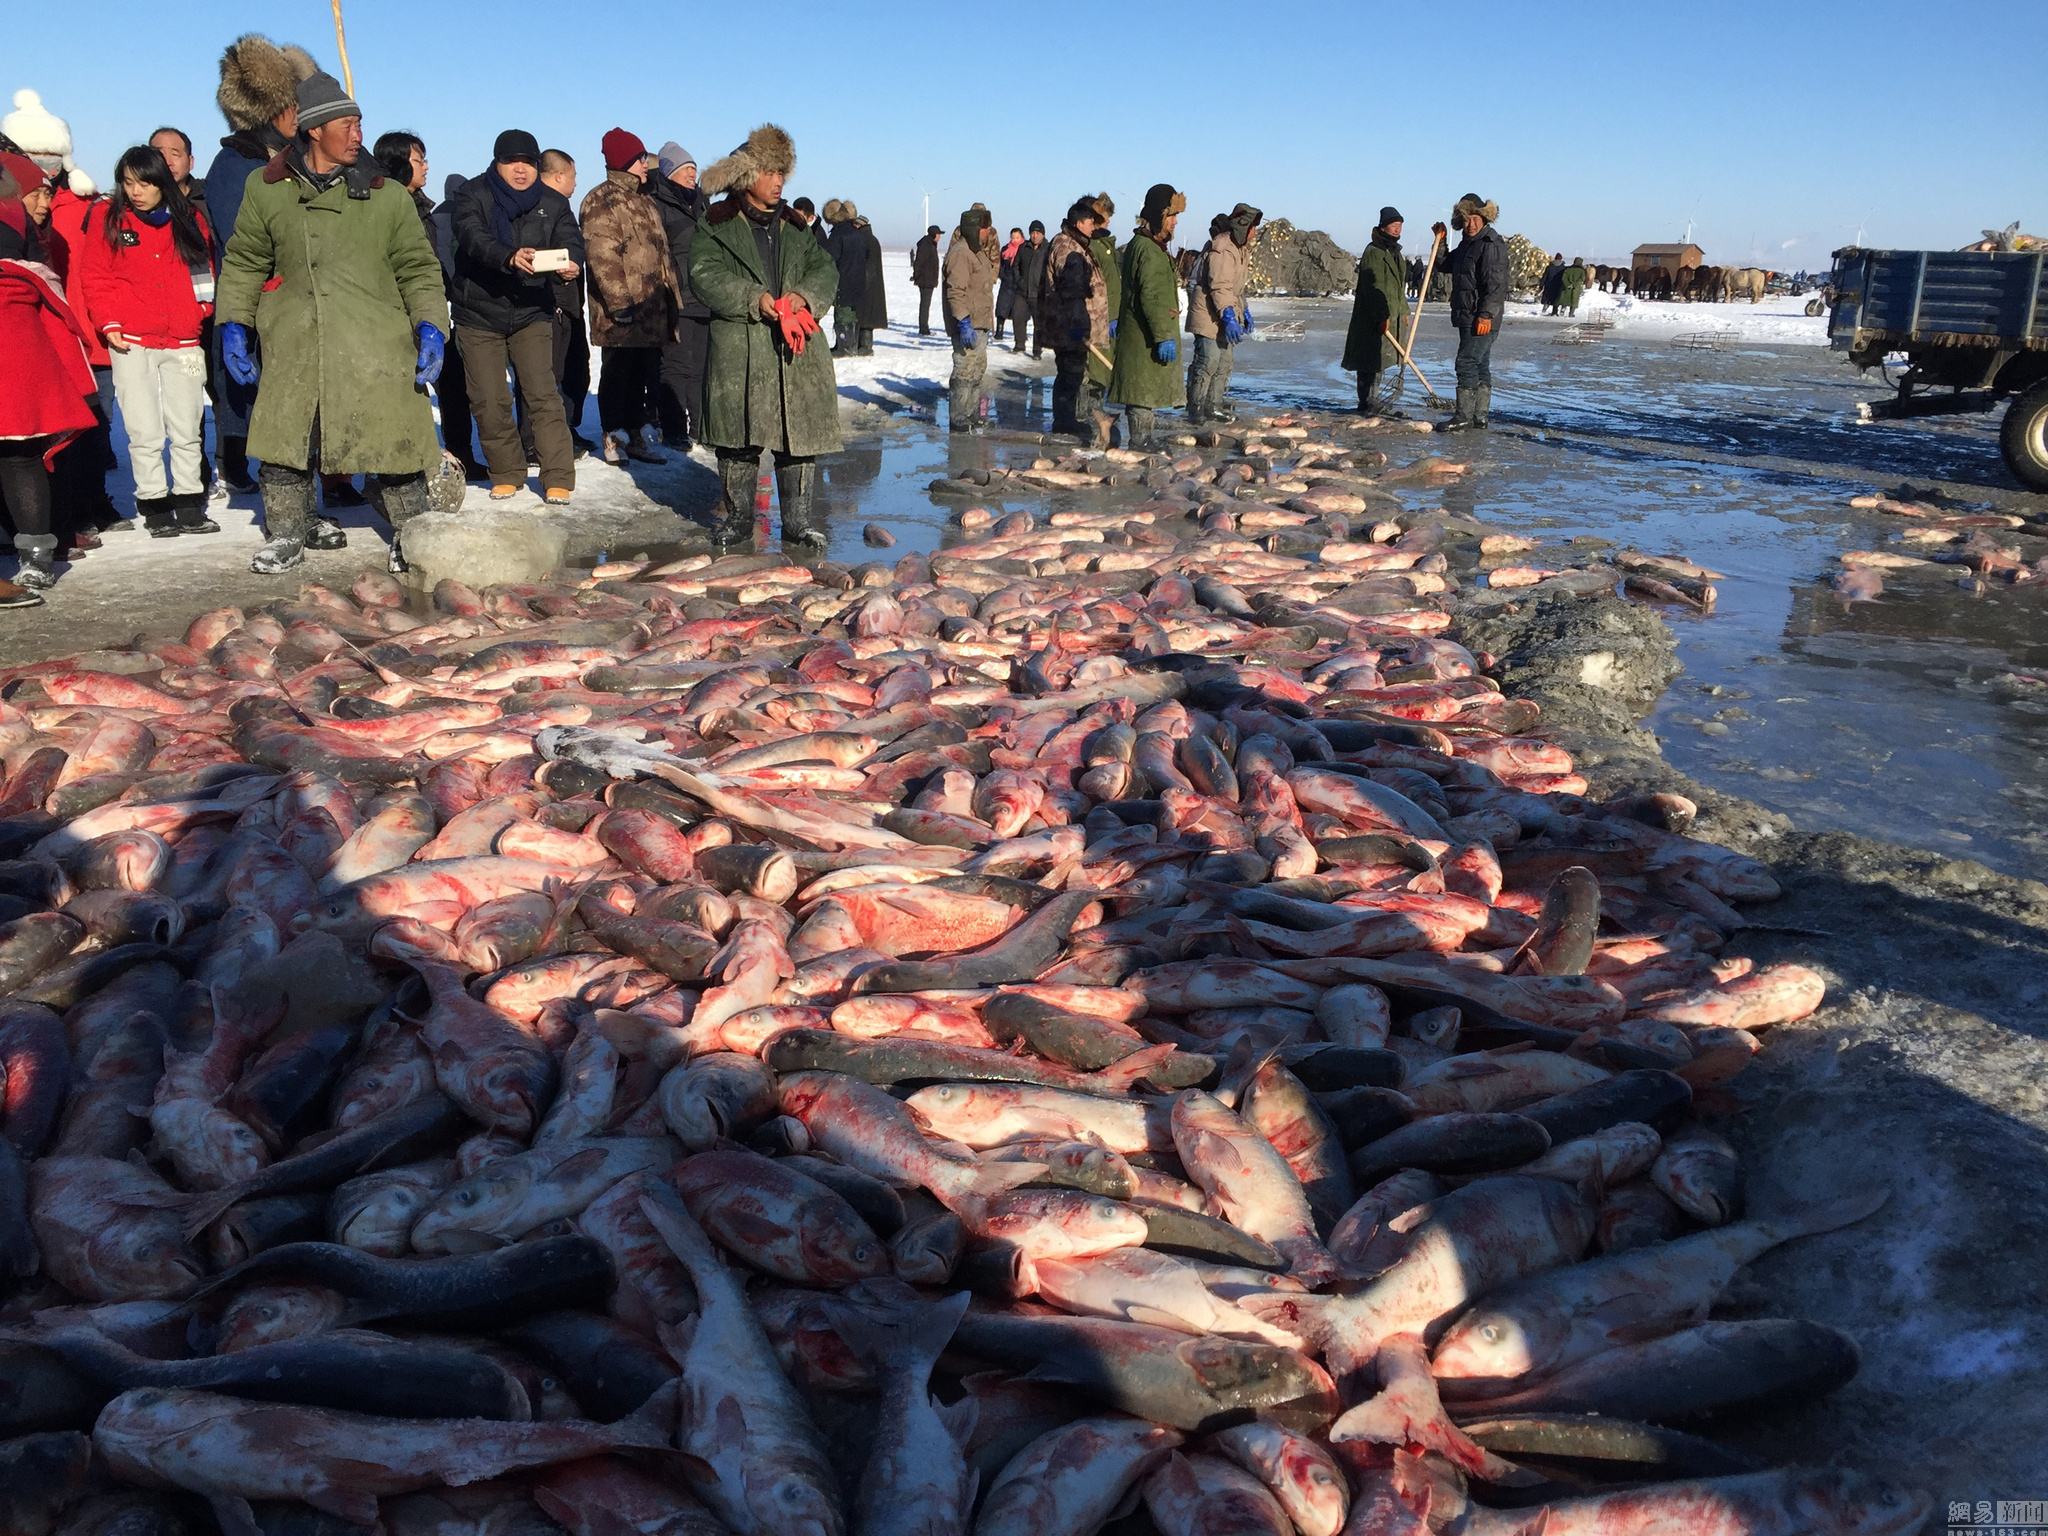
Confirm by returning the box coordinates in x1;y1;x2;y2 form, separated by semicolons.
714;452;759;547
857;328;875;357
173;492;220;535
776;460;826;550
139;495;178;538
1473;384;1492;428
306;518;348;551
13;534;58;592
1090;410;1114;451
1125;407;1156;452
370;473;430;548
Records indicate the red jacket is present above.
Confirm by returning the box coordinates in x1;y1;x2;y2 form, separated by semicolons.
0;257;99;458
75;205;214;350
43;187;110;368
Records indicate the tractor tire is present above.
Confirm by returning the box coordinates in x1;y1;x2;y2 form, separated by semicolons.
2000;381;2048;492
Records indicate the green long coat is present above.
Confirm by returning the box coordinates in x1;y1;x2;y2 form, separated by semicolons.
1108;234;1183;408
690;197;842;459
214;154;449;475
1342;234;1410;376
1560;264;1588;305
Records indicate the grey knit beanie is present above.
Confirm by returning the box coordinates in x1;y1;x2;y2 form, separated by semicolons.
295;70;359;131
657;141;695;180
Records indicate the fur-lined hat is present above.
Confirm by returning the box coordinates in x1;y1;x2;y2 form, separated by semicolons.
821;198;845;223
1067;191;1114;229
1453;192;1499;225
701;123;795;197
216;34;319;133
1139;183;1186;230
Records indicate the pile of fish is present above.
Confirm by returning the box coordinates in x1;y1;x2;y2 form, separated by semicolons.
0;410;1929;1536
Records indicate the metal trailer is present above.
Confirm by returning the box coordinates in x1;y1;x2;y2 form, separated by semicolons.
1826;246;2048;490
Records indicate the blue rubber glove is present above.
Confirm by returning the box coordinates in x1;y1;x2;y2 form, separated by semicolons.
220;322;259;386
1221;309;1246;344
1108;319;1118;339
955;316;975;347
1242;302;1254;333
413;323;445;387
1152;339;1177;364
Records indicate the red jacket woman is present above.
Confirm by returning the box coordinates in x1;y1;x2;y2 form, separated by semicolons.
1;150;97;601
76;145;219;537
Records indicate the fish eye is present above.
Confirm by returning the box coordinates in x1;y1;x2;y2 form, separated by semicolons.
1479;1323;1501;1343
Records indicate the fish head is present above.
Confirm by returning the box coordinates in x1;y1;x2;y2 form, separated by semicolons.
332;1178;438;1253
1796;1472;1934;1536
803;1214;890;1285
95;1218;203;1301
471;1050;558;1140
1428;1303;1561;1385
901;1082;978;1135
411;1162;533;1252
215;1283;348;1352
158;1102;271;1189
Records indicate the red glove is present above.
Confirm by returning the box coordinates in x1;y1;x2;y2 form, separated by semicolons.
1381;320;1389;333
1475;316;1494;336
772;294;815;355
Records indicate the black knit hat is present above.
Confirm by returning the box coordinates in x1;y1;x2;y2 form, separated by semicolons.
1379;205;1403;228
493;129;540;167
1028;219;1044;234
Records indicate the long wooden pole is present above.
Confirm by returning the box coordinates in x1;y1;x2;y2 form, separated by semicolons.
1383;325;1439;399
331;0;355;96
1386;226;1446;404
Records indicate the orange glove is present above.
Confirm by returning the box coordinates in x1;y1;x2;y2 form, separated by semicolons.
1381;320;1389;333
1432;221;1448;238
1475;316;1494;336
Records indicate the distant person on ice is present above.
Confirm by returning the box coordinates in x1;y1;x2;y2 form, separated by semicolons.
213;70;450;575
1540;252;1565;315
1342;205;1409;418
1442;193;1506;432
1108;182;1186;450
1561;256;1587;316
689;123;839;548
581;128;678;467
912;223;941;335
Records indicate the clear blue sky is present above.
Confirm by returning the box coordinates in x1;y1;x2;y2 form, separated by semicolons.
15;0;2044;266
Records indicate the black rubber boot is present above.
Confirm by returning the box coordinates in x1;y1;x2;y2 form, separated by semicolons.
253;465;314;573
139;496;178;537
306;517;349;551
775;459;826;549
13;534;58;591
173;492;220;535
714;453;759;547
1440;386;1480;432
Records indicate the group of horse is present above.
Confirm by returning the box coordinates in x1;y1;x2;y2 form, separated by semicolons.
1594;263;1774;302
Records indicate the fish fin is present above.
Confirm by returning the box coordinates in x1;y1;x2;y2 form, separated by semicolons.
1601;1317;1697;1346
612;1376;684;1449
1760;1183;1890;1244
1089;1042;1180;1092
300;1473;385;1526
1126;1302;1199;1332
636;1185;719;1281
937;1391;979;1451
655;1314;699;1367
935;1159;1047;1223
1236;1289;1348;1351
545;1146;613;1183
206;1495;261;1536
178;1186;243;1239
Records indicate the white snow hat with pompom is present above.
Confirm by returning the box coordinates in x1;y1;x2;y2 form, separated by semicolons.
2;88;95;196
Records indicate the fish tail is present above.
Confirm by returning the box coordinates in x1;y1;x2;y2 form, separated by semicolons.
179;1185;243;1240
610;1377;683;1449
867;1289;973;1381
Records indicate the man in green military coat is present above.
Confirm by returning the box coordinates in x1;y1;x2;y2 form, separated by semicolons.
214;70;450;574
1342;206;1411;417
690;124;841;547
1108;183;1186;450
1560;257;1588;317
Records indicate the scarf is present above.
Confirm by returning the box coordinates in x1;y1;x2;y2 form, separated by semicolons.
487;165;545;251
1002;233;1023;263
138;206;172;228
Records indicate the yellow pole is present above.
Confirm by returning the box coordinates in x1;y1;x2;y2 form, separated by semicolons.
331;0;355;96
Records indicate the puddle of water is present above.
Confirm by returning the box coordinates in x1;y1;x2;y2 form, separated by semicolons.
781;304;2047;877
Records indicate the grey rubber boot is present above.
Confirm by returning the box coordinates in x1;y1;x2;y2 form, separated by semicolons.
1440;386;1479;432
776;459;825;549
1125;407;1156;451
715;453;759;547
1473;384;1492;427
253;465;315;573
13;534;58;591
